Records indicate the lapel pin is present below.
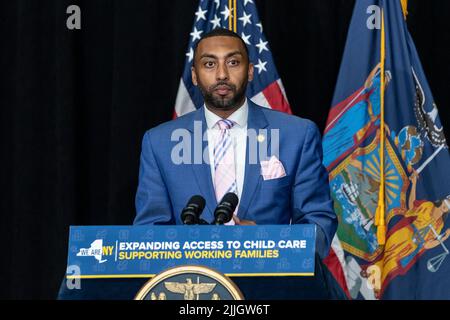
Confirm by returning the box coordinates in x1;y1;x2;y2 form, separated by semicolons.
257;134;265;143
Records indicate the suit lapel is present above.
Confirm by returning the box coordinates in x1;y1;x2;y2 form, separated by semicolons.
237;102;269;219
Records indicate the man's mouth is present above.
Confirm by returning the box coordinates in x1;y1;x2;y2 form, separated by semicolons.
213;85;233;96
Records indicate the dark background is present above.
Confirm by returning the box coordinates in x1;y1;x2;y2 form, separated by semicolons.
0;0;449;299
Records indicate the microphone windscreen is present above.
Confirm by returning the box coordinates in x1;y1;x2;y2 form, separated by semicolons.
221;192;239;210
188;195;206;211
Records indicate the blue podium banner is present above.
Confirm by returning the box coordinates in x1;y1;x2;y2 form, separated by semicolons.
66;225;316;279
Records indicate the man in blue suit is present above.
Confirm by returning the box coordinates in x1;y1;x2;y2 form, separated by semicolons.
134;28;337;259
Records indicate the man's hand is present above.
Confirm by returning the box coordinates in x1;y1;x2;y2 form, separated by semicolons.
232;216;256;225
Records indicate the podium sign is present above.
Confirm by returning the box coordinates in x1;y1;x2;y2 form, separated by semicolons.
66;225;316;279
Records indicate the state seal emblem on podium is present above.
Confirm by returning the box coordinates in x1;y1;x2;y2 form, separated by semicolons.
134;265;244;300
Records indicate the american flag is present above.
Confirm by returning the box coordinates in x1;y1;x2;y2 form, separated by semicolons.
174;0;292;117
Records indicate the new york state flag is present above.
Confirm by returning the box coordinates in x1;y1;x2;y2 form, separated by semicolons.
323;0;450;299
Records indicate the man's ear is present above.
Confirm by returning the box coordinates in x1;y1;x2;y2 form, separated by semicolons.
191;66;198;86
248;63;254;82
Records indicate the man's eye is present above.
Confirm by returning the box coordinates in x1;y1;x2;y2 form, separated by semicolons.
228;60;240;66
204;61;215;68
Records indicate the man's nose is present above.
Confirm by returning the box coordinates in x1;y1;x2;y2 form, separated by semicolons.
216;62;229;81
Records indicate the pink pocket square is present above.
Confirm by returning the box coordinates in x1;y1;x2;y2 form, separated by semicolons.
260;156;286;180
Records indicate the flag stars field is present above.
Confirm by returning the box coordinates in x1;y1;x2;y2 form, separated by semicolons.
210;14;221;28
239;11;252;27
241;32;251;45
221;5;232;21
190;27;203;41
186;47;194;63
195;7;207;22
255;38;268;54
255;59;267;74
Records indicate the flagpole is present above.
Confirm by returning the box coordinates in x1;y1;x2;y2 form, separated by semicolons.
233;0;237;32
375;8;386;246
374;0;409;245
228;0;232;30
228;0;237;32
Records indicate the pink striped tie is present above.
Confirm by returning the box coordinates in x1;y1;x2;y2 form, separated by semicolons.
213;119;237;225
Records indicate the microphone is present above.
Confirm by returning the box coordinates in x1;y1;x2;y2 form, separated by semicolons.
213;193;239;225
181;195;206;225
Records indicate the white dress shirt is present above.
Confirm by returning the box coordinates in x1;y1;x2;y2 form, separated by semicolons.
204;99;248;201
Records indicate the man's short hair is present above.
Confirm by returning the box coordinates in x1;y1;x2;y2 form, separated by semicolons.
193;28;250;65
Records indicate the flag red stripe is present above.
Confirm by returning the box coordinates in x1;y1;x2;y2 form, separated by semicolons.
262;81;292;114
323;248;352;299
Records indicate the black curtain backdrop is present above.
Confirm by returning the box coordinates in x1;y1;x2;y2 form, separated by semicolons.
0;0;449;299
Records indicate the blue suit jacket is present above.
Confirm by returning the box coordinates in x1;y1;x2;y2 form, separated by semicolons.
134;101;337;258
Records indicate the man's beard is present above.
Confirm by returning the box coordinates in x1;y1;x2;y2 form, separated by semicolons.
199;81;247;110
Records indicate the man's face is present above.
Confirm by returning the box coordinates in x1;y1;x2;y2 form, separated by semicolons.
191;36;254;110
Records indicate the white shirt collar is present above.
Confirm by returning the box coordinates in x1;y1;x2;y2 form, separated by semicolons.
204;98;249;129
